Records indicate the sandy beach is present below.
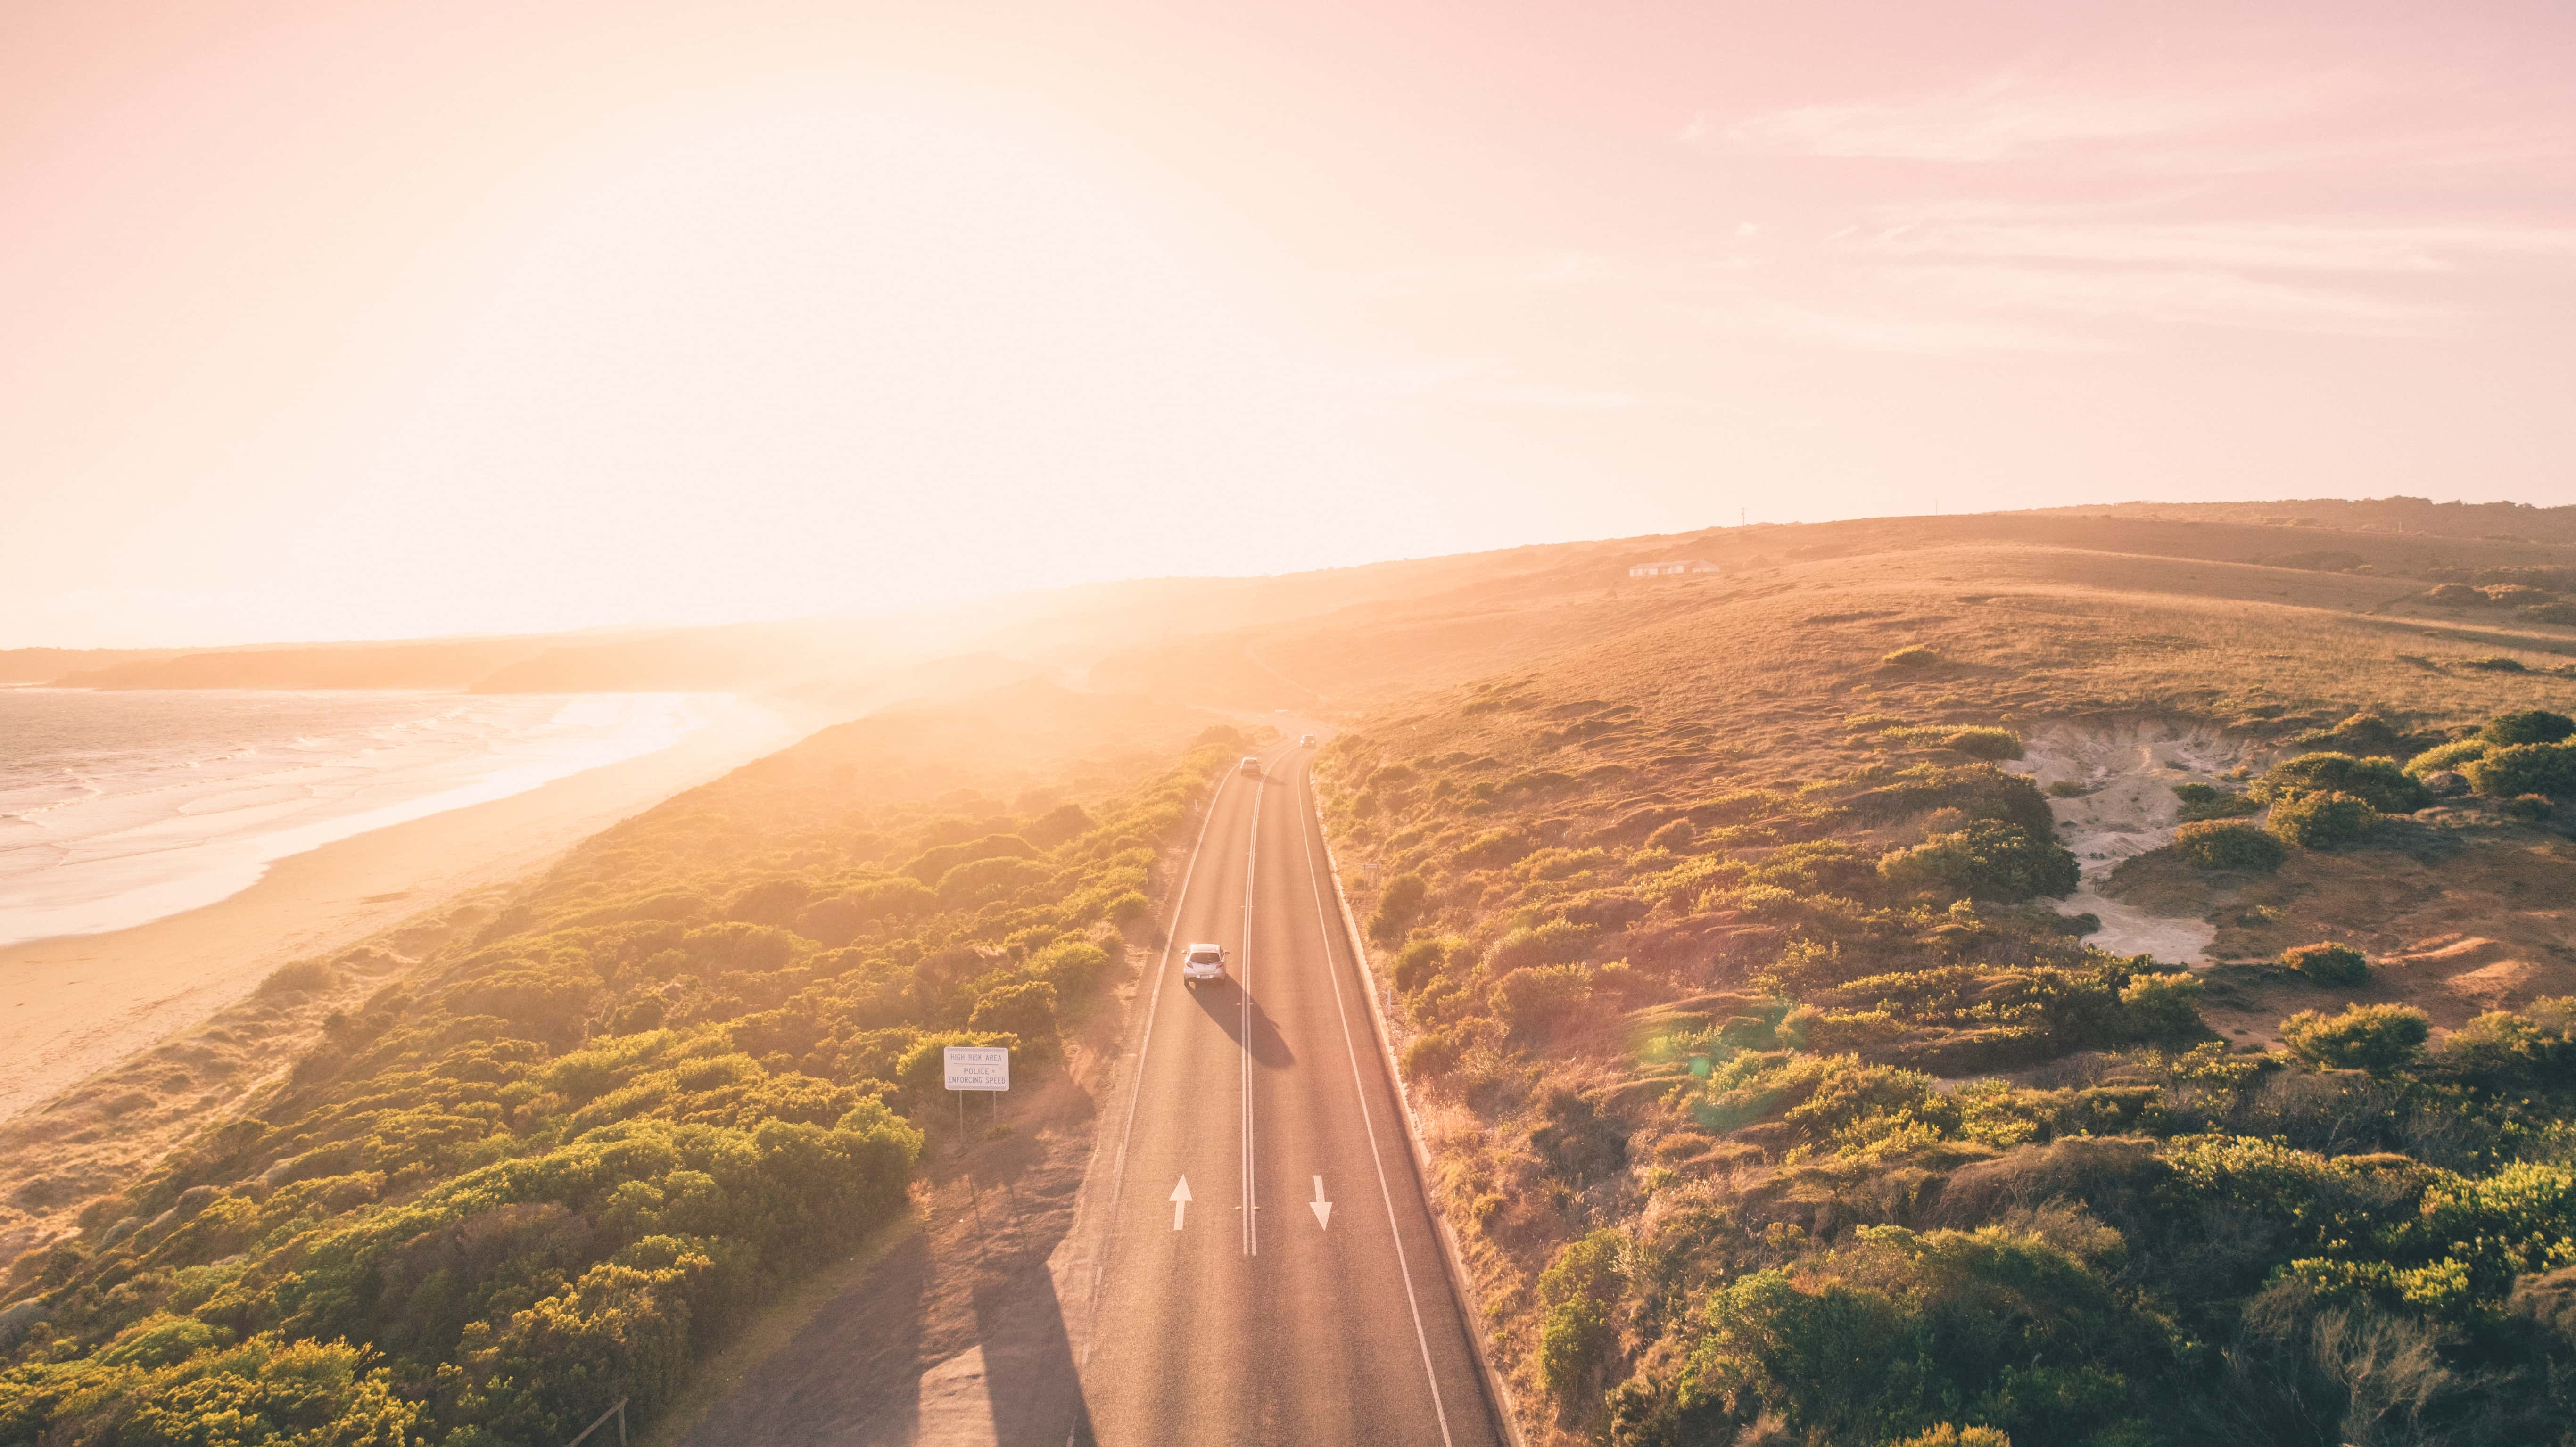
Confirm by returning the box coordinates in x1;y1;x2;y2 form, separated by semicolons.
0;692;805;1126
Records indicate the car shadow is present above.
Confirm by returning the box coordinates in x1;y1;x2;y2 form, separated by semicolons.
1184;978;1296;1069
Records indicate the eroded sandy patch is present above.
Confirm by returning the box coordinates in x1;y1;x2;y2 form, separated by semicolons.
2011;719;2268;966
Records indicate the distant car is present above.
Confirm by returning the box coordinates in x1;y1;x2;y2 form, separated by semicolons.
1299;733;1315;747
1239;756;1261;775
1182;943;1228;985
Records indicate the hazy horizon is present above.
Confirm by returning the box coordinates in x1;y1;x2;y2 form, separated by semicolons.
11;0;2576;649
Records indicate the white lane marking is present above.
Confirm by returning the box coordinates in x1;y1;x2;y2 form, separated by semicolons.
1240;764;1263;1258
1291;756;1457;1447
1097;762;1232;1313
1171;1177;1192;1231
1311;1176;1333;1231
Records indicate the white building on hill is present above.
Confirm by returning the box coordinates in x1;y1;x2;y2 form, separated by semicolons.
1626;559;1722;578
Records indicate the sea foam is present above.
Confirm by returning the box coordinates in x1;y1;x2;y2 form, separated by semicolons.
0;690;702;946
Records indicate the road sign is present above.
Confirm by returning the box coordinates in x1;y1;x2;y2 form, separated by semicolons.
943;1045;1009;1092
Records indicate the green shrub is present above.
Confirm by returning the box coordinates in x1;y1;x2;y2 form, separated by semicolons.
2171;781;2261;821
1455;827;1537;870
2255;752;2428;814
1493;964;1593;1036
2466;741;2576;800
2268;790;2377;849
1489;919;1596;972
2171;820;2285;871
2436;997;2576;1085
1891;1429;2013;1447
1391;937;1446;995
1881;645;1941;669
2302;711;2404;754
2462;655;2529;672
2282;942;2368;986
903;832;1038;885
1368;872;1428;945
1878;821;2080;900
26;1335;424;1447
257;958;337;996
2481;709;2576;746
1943;727;2024;761
1023;802;1095;847
937;853;1048;907
2120;972;2204;1038
967;981;1059;1055
2282;1003;2429;1074
2046;780;2087;798
1535;1231;1624;1409
1647;1227;2167;1445
2403;738;2491;777
1845;763;2056;838
2507;793;2558;822
1028;937;1112;995
1402;1028;1466;1078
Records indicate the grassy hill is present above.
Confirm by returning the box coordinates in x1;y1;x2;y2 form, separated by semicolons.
1290;510;2576;1446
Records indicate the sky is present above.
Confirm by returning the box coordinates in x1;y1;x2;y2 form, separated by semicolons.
6;0;2574;648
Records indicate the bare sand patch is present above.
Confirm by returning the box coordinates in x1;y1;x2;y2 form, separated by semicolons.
2011;718;2268;965
2447;957;2539;1008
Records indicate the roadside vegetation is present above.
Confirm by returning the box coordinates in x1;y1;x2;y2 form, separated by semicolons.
0;691;1236;1446
1319;561;2576;1446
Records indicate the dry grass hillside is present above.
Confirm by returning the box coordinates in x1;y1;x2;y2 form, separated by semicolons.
1095;510;2576;716
1292;510;2576;1447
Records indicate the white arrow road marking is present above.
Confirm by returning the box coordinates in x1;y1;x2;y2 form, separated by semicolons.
1309;1175;1333;1231
1170;1176;1192;1231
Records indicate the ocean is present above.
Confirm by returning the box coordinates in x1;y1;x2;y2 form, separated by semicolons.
0;690;704;946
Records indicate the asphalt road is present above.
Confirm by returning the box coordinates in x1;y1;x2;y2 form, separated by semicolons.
1068;737;1506;1447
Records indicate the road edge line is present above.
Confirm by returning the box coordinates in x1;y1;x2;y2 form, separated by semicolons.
1071;751;1236;1364
1291;763;1455;1447
1306;781;1531;1447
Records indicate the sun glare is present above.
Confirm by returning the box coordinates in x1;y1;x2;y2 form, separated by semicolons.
228;100;1389;640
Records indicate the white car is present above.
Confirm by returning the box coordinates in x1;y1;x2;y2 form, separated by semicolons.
1299;733;1315;747
1182;943;1228;986
1238;756;1262;775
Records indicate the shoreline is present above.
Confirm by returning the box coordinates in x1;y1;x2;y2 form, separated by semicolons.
0;692;809;1126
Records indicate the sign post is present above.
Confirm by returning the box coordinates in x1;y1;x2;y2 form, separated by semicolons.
943;1045;1009;1140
